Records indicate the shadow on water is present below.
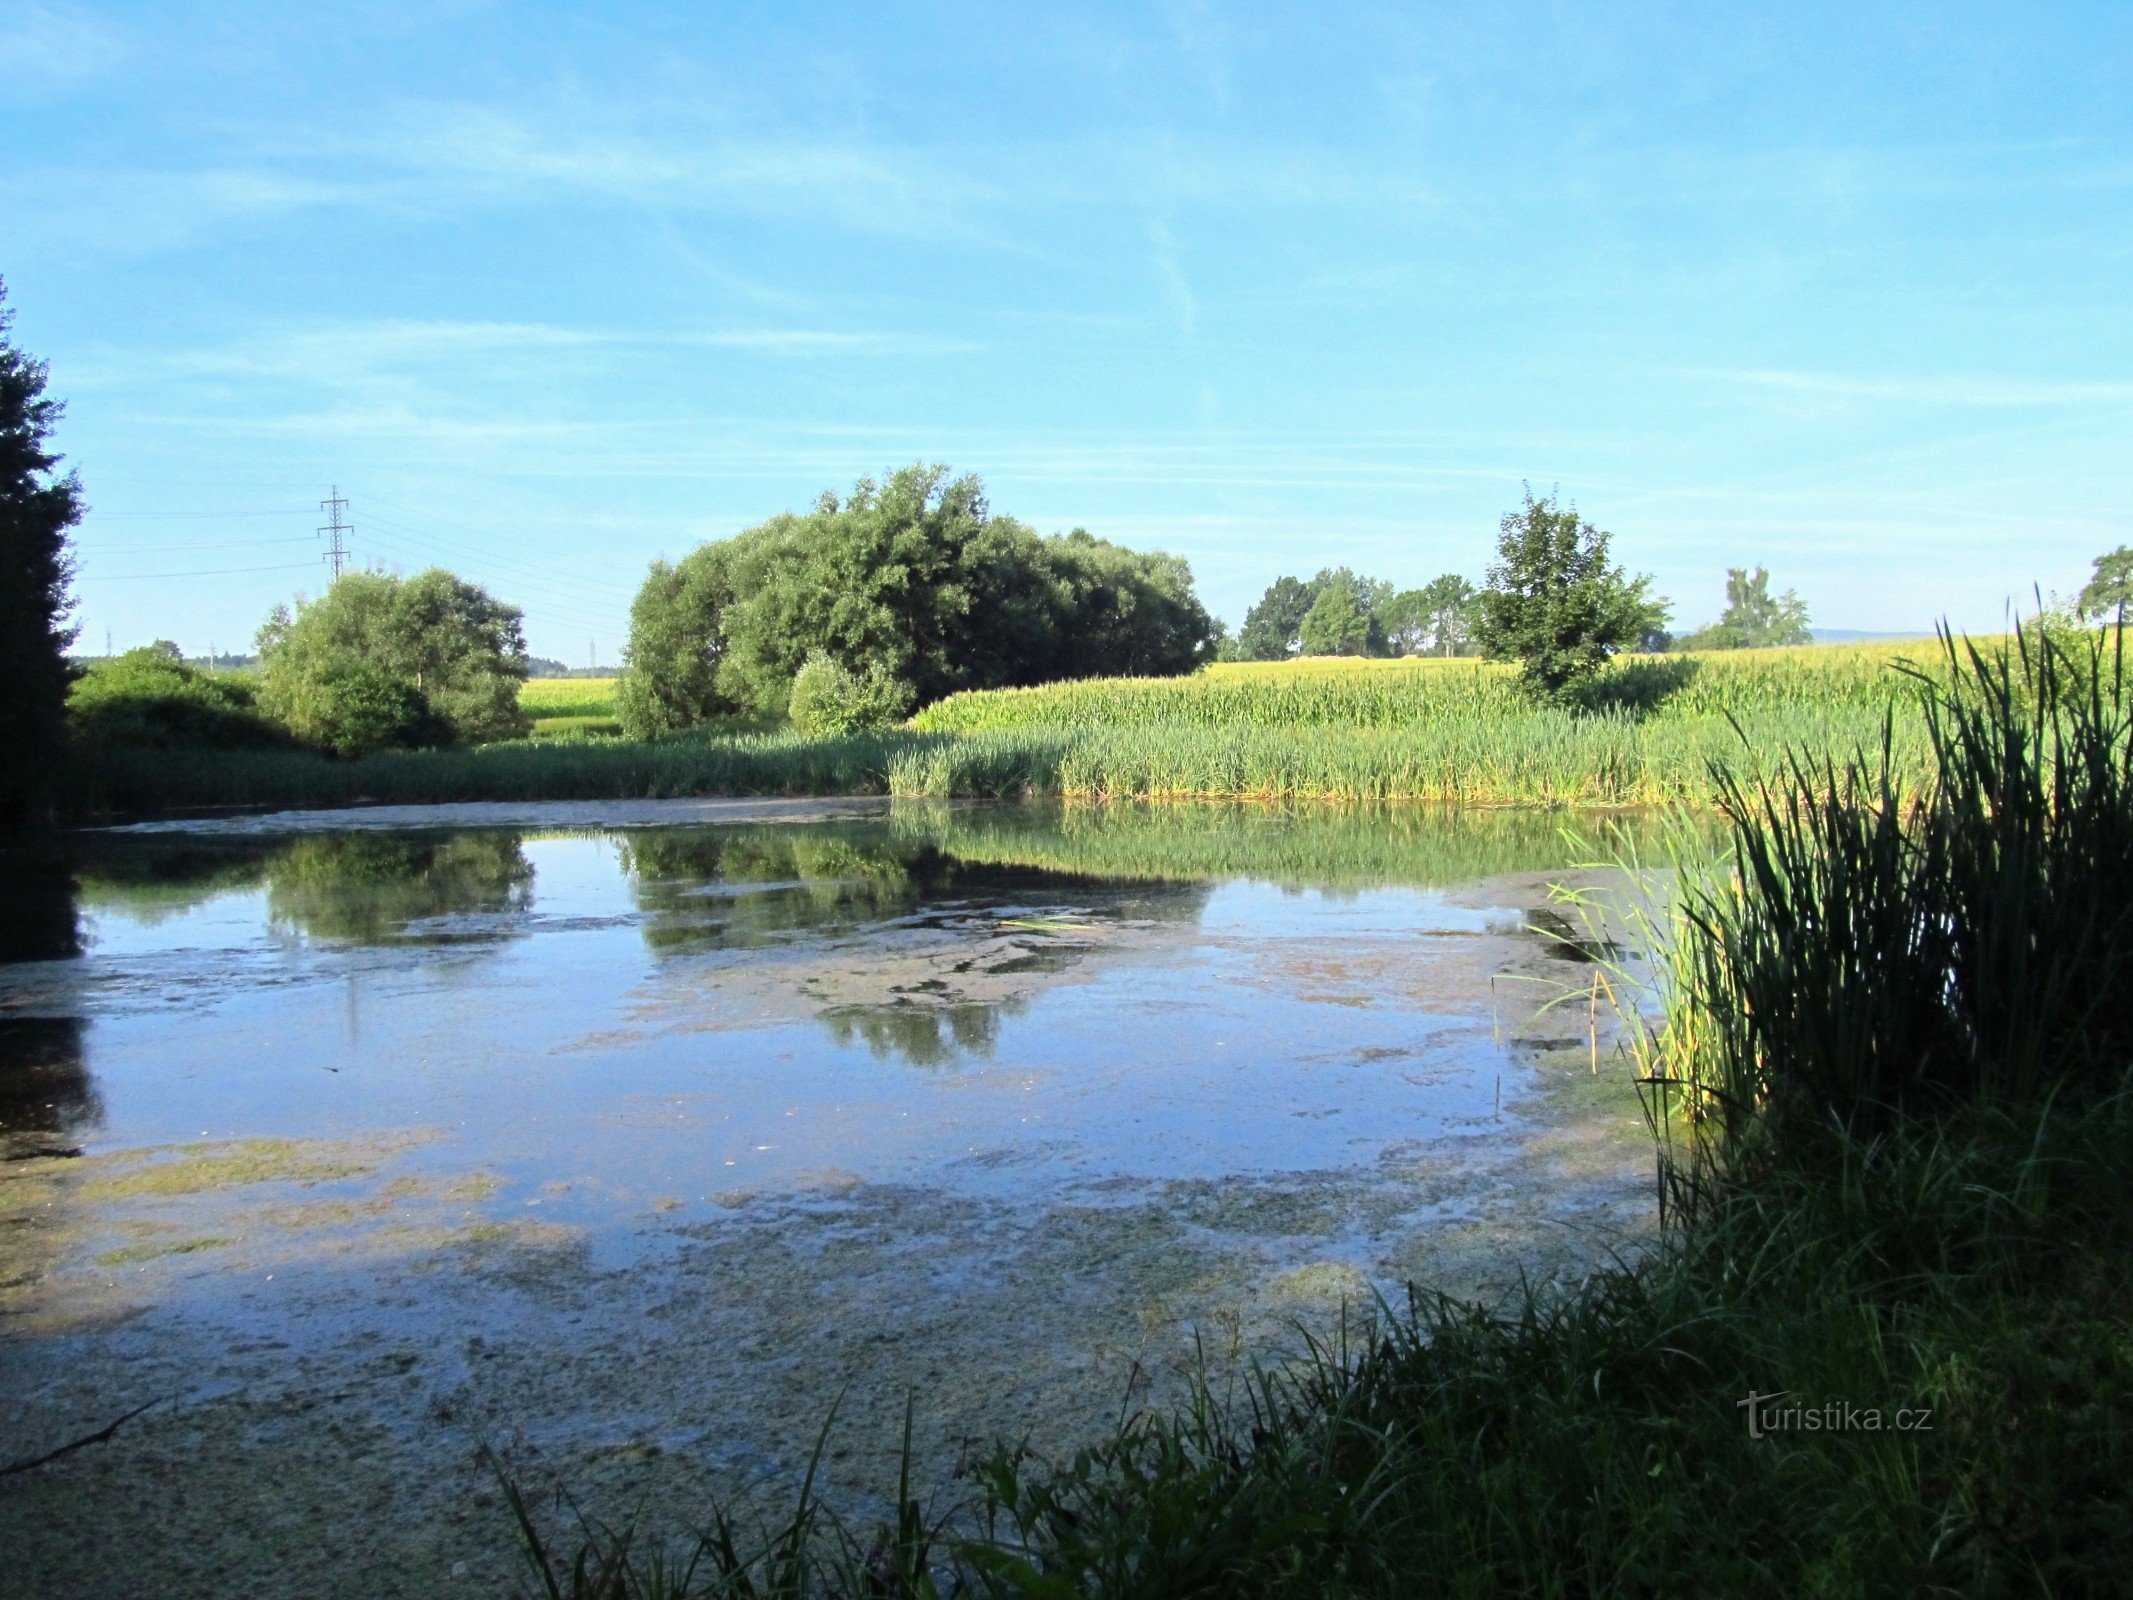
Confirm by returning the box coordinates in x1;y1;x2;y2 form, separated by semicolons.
0;845;98;1151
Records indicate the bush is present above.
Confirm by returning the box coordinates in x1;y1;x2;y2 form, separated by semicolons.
257;568;529;753
271;658;439;757
67;646;288;749
786;650;911;736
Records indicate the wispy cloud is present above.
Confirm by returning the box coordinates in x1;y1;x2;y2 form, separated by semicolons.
71;319;978;392
1717;369;2133;408
0;3;126;93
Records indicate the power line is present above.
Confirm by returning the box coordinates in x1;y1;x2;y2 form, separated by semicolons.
81;561;319;581
80;535;322;552
356;506;640;600
318;487;352;579
90;509;316;520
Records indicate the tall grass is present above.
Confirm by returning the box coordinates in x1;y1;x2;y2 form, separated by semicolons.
1651;624;2133;1158
508;622;2133;1597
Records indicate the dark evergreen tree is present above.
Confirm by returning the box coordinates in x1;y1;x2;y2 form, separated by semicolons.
0;281;83;826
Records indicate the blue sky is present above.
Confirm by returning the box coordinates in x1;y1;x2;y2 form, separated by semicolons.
4;1;2129;661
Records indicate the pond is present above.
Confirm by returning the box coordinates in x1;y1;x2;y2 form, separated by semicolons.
0;798;1664;1598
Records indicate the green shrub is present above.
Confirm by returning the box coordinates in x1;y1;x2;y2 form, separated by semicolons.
787;650;912;736
67;646;288;749
256;567;529;753
271;658;438;757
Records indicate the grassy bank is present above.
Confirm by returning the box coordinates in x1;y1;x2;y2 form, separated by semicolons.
66;643;1968;818
513;626;2132;1596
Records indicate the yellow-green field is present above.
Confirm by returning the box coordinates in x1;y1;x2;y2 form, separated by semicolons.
518;676;620;738
893;641;1966;804
914;642;1943;735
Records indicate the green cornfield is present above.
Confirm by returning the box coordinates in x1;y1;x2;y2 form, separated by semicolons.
517;675;621;738
894;643;1954;804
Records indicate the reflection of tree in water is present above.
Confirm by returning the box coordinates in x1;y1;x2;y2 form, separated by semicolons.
620;825;937;953
265;832;534;945
622;820;1213;1067
0;1017;98;1148
0;845;82;961
73;839;272;927
822;999;1012;1066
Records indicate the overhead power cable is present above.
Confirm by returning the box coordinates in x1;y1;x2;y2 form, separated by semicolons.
81;561;320;581
89;509;317;519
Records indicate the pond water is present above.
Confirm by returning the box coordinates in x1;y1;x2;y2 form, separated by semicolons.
0;798;1663;1598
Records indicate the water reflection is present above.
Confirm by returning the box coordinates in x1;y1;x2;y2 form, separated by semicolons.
265;833;534;946
0;845;81;961
620;828;942;953
0;1017;97;1150
61;831;539;947
0;800;1670;1117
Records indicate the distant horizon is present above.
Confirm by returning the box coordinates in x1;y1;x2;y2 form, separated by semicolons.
6;2;2128;659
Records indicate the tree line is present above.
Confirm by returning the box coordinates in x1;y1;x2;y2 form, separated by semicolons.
1235;508;1819;670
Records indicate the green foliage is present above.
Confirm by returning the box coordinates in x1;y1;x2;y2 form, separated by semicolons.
1380;574;1479;656
68;644;288;749
1296;583;1370;656
284;659;441;757
2077;544;2133;622
624;465;1217;731
787;650;912;736
617;546;735;737
256;567;530;754
1237;575;1317;660
1240;569;1396;660
1678;565;1812;650
63;642;1957;817
1475;489;1666;699
1659;622;2133;1153
0;280;83;825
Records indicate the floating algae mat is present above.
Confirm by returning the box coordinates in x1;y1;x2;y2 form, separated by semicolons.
0;798;1668;1597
